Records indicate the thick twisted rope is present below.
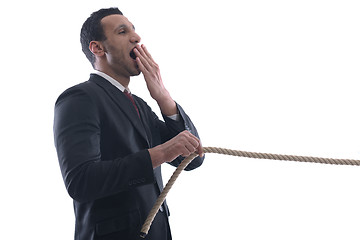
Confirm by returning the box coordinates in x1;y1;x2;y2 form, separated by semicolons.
139;146;360;238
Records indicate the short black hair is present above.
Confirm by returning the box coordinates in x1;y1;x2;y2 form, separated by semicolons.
80;7;123;67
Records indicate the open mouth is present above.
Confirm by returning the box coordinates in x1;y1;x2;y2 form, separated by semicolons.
130;48;136;60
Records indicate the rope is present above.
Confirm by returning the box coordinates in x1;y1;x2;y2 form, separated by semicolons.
203;147;360;166
139;146;360;238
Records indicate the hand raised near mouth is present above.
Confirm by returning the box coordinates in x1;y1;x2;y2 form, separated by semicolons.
133;44;177;116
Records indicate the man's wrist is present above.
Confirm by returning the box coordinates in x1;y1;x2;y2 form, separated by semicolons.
148;148;164;169
156;96;178;116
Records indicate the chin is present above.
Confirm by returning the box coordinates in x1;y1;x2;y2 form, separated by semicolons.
130;70;141;77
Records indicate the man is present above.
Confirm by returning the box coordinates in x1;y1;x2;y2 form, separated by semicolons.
53;7;204;240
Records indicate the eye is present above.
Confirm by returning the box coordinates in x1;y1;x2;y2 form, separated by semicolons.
118;30;126;34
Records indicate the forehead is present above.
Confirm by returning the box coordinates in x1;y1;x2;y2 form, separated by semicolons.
101;14;133;31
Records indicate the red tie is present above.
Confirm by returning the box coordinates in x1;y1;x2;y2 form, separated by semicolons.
124;90;140;118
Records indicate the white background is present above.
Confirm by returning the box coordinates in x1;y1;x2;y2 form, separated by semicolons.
1;0;360;239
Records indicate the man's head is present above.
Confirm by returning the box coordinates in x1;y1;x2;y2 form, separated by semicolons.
80;8;123;67
80;8;141;79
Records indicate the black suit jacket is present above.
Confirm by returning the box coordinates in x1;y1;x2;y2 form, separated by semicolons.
53;74;204;240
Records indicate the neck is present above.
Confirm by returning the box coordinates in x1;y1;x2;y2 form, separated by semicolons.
95;65;130;88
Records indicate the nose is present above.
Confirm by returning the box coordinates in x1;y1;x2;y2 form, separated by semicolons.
130;32;141;44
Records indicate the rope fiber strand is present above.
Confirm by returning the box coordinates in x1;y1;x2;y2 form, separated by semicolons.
139;146;360;238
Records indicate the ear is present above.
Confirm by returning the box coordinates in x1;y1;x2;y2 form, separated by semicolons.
89;41;105;57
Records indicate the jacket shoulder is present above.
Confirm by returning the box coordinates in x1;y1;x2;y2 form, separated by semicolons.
56;80;96;100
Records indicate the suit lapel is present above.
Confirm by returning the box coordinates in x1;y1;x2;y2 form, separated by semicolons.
89;74;149;147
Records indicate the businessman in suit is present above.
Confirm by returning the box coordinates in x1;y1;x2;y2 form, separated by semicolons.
53;7;204;240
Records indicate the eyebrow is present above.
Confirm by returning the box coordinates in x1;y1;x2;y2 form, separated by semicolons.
114;24;136;32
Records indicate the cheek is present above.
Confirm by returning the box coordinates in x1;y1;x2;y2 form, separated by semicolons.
106;45;126;62
103;39;131;65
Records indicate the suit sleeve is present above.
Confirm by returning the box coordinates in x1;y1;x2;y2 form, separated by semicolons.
158;103;205;171
53;87;155;203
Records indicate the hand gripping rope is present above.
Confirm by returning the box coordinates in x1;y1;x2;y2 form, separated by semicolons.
139;146;360;238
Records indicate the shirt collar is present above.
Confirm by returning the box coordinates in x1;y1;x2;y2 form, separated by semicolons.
93;70;130;93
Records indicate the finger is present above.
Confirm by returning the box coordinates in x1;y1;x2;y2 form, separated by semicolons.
186;131;201;147
135;45;154;69
196;141;204;158
180;146;192;158
185;142;197;154
134;48;151;71
135;49;157;77
183;131;204;157
191;139;204;158
141;44;155;62
135;54;148;74
179;131;198;146
185;136;201;156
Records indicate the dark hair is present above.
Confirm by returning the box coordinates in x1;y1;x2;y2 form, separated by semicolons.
80;7;123;67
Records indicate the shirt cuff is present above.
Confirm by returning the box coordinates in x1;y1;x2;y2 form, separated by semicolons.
166;113;180;121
